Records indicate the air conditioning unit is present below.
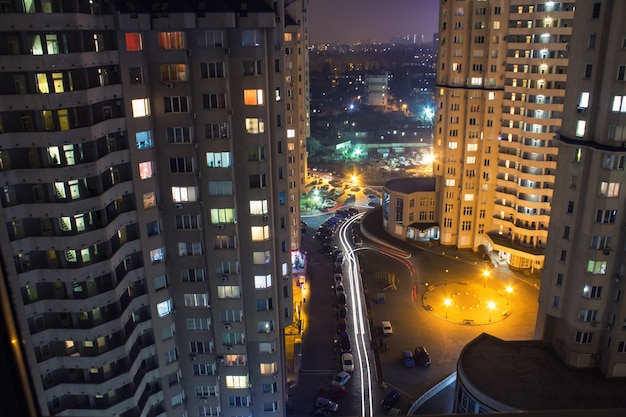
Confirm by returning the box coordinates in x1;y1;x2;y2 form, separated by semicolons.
189;354;196;361
227;108;233;115
223;323;231;330
225;345;232;351
217;224;225;230
196;172;202;179
224;47;231;55
591;321;598;328
165;82;174;88
175;203;183;209
201;399;208;404
216;356;225;363
221;275;228;281
603;249;611;255
263;214;270;222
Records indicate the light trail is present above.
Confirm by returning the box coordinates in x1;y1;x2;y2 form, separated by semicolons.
337;214;375;416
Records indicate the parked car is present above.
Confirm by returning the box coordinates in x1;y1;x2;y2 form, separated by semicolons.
333;273;343;285
414;346;431;367
334;254;344;268
336;318;347;334
381;321;393;336
319;385;348;400
337;332;351;353
321;200;336;210
337;306;348;320
337;293;347;307
335;283;345;297
330;249;343;261
402;350;415;368
345;193;356;200
315;397;339;413
313;408;331;416
331;371;351;387
381;390;401;411
341;352;354;372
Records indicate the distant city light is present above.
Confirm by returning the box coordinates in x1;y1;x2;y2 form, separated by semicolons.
423;106;434;121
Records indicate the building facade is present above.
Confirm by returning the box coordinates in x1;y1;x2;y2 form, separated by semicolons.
435;0;574;272
0;1;308;416
537;0;626;376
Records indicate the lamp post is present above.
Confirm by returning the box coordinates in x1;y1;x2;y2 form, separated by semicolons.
505;285;513;306
444;298;451;319
487;301;495;322
483;269;490;289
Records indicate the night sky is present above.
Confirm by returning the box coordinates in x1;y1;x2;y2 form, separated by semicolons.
307;0;439;44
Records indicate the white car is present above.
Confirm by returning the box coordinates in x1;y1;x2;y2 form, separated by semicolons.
320;200;336;209
381;321;393;336
341;353;354;372
331;370;352;386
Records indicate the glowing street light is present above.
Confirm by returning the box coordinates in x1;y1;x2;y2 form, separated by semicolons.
506;285;513;306
444;298;452;319
487;301;496;322
483;269;490;288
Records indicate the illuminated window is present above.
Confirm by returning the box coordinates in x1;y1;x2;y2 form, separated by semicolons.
157;299;173;317
158;32;184;49
206;152;231;168
244;89;264;106
125;33;143;51
131;98;150;118
184;293;209;307
287;129;296;138
257;321;275;333
251;225;270;241
448;142;458;149
150;247;165;264
250;200;268;215
576;120;586;137
143;192;157;209
218;286;241;299
35;73;49;93
464;194;475;202
225;375;248;388
138;161;154;179
245;118;265;134
612;96;626;112
171;186;198;202
579;92;590;109
160;64;187;82
253;251;271;264
445;179;456;187
254;274;272;289
210;208;235;224
600;182;620;197
259;362;277;375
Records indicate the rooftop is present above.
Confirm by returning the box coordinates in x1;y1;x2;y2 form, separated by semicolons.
459;333;626;411
384;176;436;194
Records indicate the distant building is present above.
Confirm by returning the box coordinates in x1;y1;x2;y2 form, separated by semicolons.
366;72;389;108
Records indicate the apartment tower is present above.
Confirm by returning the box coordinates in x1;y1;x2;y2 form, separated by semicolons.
436;0;574;273
537;0;626;375
0;1;309;416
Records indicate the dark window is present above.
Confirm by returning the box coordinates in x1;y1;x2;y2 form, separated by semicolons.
592;2;601;18
567;201;574;214
584;64;592;78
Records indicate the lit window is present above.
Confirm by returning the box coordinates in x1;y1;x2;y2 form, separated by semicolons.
184;293;209;307
488;92;495;100
135;130;153;149
244;89;264;106
600;182;620;197
259;362;277;375
448;142;458;149
466;156;476;164
242;29;262;47
218;286;241;299
210;208;235;223
251;225;270;241
254;274;272;289
250;200;269;215
125;33;143;51
287;129;296;138
206;152;232;168
576;120;586;137
143;192;157;209
225;375;248;388
245;118;265;134
158;32;184;49
464;194;474;201
157;299;173;317
579;92;590;108
160;64;187;82
131;98;150;118
253;251;271;264
150;247;165;264
138;161;154;179
445;179;456;187
171;186;198;202
612;96;626;112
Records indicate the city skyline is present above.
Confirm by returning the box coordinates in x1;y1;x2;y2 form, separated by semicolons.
308;0;439;44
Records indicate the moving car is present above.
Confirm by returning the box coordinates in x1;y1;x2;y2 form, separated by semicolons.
341;352;354;372
381;321;393;336
331;371;351;387
402;350;415;368
414;346;431;367
381;390;401;411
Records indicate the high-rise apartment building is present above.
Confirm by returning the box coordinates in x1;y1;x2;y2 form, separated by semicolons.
435;0;574;273
0;1;309;416
537;0;626;375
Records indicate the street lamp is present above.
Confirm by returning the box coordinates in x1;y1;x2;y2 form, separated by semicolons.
483;269;490;289
505;285;513;306
487;301;495;322
444;298;451;319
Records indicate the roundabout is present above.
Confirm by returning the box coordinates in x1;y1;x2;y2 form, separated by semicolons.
422;281;513;325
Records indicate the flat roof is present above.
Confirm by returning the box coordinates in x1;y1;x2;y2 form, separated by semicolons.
384;177;436;194
459;333;626;411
